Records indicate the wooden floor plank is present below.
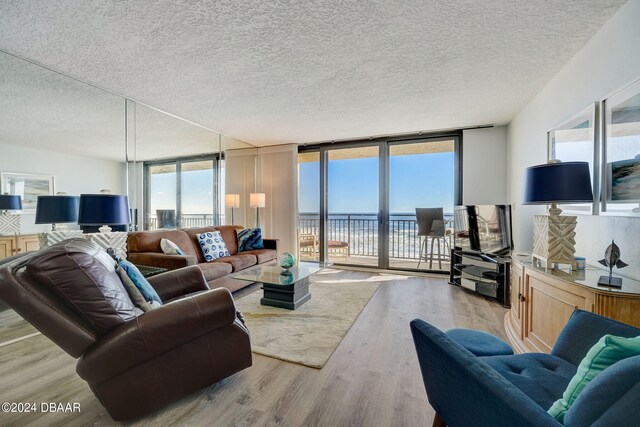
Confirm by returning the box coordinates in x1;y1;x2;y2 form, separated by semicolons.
0;271;506;426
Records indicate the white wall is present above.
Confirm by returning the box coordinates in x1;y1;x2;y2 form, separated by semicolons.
0;142;126;234
507;0;640;280
463;126;508;205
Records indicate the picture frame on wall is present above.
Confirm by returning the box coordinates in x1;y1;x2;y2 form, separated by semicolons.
602;78;640;216
547;102;599;215
0;172;55;213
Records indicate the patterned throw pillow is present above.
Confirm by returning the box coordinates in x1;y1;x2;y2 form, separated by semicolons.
118;260;163;306
197;231;230;261
237;227;264;252
160;238;184;255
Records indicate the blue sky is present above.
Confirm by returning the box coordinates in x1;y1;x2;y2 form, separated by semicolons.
299;152;454;214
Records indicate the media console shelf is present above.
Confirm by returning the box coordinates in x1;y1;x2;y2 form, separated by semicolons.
449;247;511;308
505;253;640;354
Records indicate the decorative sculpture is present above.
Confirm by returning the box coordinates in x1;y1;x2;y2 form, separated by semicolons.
597;240;628;287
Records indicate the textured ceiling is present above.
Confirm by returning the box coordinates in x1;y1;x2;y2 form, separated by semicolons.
0;50;251;161
0;0;627;146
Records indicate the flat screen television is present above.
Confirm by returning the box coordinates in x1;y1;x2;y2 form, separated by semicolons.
454;205;513;255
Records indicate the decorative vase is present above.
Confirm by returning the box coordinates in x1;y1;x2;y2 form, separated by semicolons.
279;252;295;271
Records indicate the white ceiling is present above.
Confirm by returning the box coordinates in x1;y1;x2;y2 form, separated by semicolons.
0;0;627;146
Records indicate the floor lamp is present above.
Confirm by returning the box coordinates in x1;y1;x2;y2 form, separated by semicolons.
225;194;240;225
250;193;265;228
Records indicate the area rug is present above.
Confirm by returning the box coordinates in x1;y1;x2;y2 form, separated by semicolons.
235;269;387;368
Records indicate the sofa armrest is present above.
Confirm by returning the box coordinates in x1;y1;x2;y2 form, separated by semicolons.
552;309;640;366
263;238;279;252
410;319;560;427
127;252;197;270
77;288;238;384
146;265;209;301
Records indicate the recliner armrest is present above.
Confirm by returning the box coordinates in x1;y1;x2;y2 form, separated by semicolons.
147;265;209;301
127;252;197;270
77;288;238;384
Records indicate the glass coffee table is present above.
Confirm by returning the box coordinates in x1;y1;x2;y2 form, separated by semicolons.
230;262;326;310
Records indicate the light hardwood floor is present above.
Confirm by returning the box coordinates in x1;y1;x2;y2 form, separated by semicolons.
0;271;506;426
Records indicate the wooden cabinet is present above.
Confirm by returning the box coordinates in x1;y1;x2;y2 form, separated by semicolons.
506;262;524;343
505;254;640;354
0;235;40;260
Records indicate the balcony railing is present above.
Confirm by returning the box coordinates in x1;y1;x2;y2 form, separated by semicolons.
147;213;222;230
299;212;453;260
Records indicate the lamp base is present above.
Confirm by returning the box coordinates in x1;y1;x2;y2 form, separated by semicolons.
532;214;577;270
99;225;113;233
0;212;21;235
598;275;622;288
38;230;84;248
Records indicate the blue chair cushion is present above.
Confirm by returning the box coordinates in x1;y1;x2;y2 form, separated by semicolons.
446;329;514;356
482;353;576;410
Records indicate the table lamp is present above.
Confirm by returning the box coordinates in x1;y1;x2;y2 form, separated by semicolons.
0;194;22;235
523;161;593;269
225;193;240;225
78;194;130;233
249;193;265;228
35;195;80;231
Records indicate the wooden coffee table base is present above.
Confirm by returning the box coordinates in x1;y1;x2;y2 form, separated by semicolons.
261;276;312;310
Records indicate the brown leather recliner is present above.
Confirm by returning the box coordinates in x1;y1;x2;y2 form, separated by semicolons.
0;239;252;421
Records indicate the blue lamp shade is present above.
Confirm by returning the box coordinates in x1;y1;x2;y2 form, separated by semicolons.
0;194;22;210
78;194;130;226
35;195;80;224
523;161;593;204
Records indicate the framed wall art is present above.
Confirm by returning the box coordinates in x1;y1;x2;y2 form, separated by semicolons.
0;172;55;213
602;78;640;216
547;102;599;215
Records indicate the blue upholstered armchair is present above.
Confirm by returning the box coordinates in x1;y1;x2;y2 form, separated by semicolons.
411;310;640;427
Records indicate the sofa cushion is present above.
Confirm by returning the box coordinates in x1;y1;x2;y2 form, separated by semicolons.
213;254;257;272
548;334;640;423
181;226;243;259
237;227;264;251
160;238;184;255
116;266;153;312
198;261;233;282
481;353;576;410
127;230;198;258
241;249;277;264
26;239;142;336
118;260;163;305
197;231;231;261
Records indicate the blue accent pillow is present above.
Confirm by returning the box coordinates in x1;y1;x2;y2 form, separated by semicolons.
238;227;264;251
118;260;163;305
197;231;230;261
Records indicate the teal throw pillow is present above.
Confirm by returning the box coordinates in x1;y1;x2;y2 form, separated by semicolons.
118;260;163;305
197;231;230;261
547;334;640;422
238;227;264;251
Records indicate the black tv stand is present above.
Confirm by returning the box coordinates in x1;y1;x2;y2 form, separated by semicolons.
449;247;511;307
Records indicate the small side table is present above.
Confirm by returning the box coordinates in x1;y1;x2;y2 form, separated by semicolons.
135;264;168;278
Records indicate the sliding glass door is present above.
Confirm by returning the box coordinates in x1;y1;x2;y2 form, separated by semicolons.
327;145;380;266
298;135;459;272
388;140;456;272
144;155;220;230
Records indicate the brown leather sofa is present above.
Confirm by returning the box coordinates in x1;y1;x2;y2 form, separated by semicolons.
0;239;252;421
127;225;278;292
